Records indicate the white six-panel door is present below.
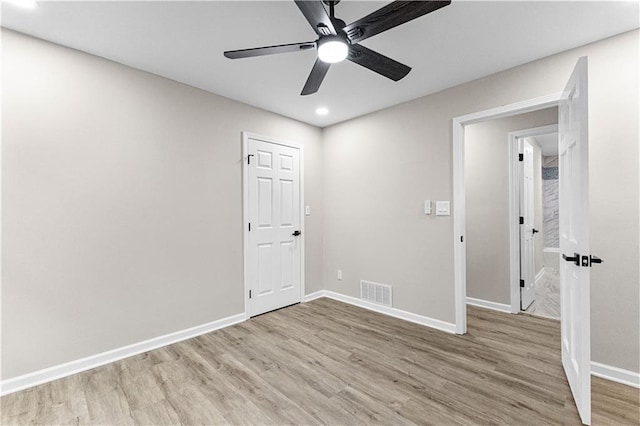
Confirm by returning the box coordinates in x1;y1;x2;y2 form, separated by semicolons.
245;134;302;317
559;57;591;425
520;139;536;310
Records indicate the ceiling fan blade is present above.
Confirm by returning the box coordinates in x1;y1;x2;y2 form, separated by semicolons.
348;44;411;81
294;0;337;36
301;58;331;95
224;41;316;59
344;0;451;44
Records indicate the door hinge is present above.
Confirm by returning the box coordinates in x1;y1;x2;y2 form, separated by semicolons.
519;216;524;225
249;290;252;299
520;279;525;288
247;154;254;165
518;153;523;162
248;222;251;232
460;235;464;243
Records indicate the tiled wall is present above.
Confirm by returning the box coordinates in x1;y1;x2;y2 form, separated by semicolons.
542;156;559;248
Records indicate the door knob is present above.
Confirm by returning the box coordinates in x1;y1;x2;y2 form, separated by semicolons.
562;253;580;266
532;228;539;234
292;230;301;236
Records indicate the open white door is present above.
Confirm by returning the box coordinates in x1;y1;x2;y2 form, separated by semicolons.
245;134;303;317
559;57;591;425
520;139;536;310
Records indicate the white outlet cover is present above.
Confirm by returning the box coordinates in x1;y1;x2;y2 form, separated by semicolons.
436;201;450;216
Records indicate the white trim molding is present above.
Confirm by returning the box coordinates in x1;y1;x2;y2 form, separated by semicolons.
466;297;512;314
0;313;247;396
591;362;640;389
452;92;562;334
303;290;326;302
306;290;456;334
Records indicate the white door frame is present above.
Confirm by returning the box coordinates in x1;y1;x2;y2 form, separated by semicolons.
507;124;558;314
242;131;305;317
452;93;561;334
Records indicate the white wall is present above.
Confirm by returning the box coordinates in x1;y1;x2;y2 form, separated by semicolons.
1;29;323;380
464;111;556;305
322;30;639;373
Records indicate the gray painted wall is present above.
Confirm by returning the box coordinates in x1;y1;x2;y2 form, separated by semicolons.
1;29;323;379
464;112;555;305
322;30;639;373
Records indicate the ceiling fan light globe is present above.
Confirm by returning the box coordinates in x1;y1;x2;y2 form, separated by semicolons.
317;39;348;63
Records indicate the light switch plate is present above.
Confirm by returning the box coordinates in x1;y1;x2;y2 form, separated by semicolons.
305;205;311;216
424;200;432;215
436;201;450;216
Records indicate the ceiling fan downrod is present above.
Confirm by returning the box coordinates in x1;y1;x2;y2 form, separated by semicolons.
323;0;340;18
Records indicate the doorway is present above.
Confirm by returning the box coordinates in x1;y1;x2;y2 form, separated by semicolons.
511;126;560;319
452;56;593;426
242;132;305;317
462;112;557;316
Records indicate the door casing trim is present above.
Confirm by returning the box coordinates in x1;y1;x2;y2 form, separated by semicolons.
452;93;561;334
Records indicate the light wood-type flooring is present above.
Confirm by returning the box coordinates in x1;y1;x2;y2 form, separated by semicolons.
2;298;639;425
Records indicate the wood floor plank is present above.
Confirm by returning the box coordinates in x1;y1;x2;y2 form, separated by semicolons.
82;364;133;423
130;399;181;425
329;385;415;425
35;374;88;425
1;299;638;425
160;384;229;425
592;377;640;425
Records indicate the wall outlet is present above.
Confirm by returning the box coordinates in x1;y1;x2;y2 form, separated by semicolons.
337;269;343;280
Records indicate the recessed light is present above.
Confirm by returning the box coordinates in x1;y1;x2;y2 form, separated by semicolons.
5;0;38;8
315;107;329;116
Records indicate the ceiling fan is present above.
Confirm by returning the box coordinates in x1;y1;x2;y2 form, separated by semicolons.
224;0;451;95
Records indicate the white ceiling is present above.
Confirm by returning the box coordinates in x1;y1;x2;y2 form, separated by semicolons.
2;1;638;127
532;133;558;156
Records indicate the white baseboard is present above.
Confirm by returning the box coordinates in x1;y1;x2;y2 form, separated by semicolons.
466;297;512;313
591;362;640;388
4;298;636;397
0;312;247;396
307;290;456;334
303;290;326;302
